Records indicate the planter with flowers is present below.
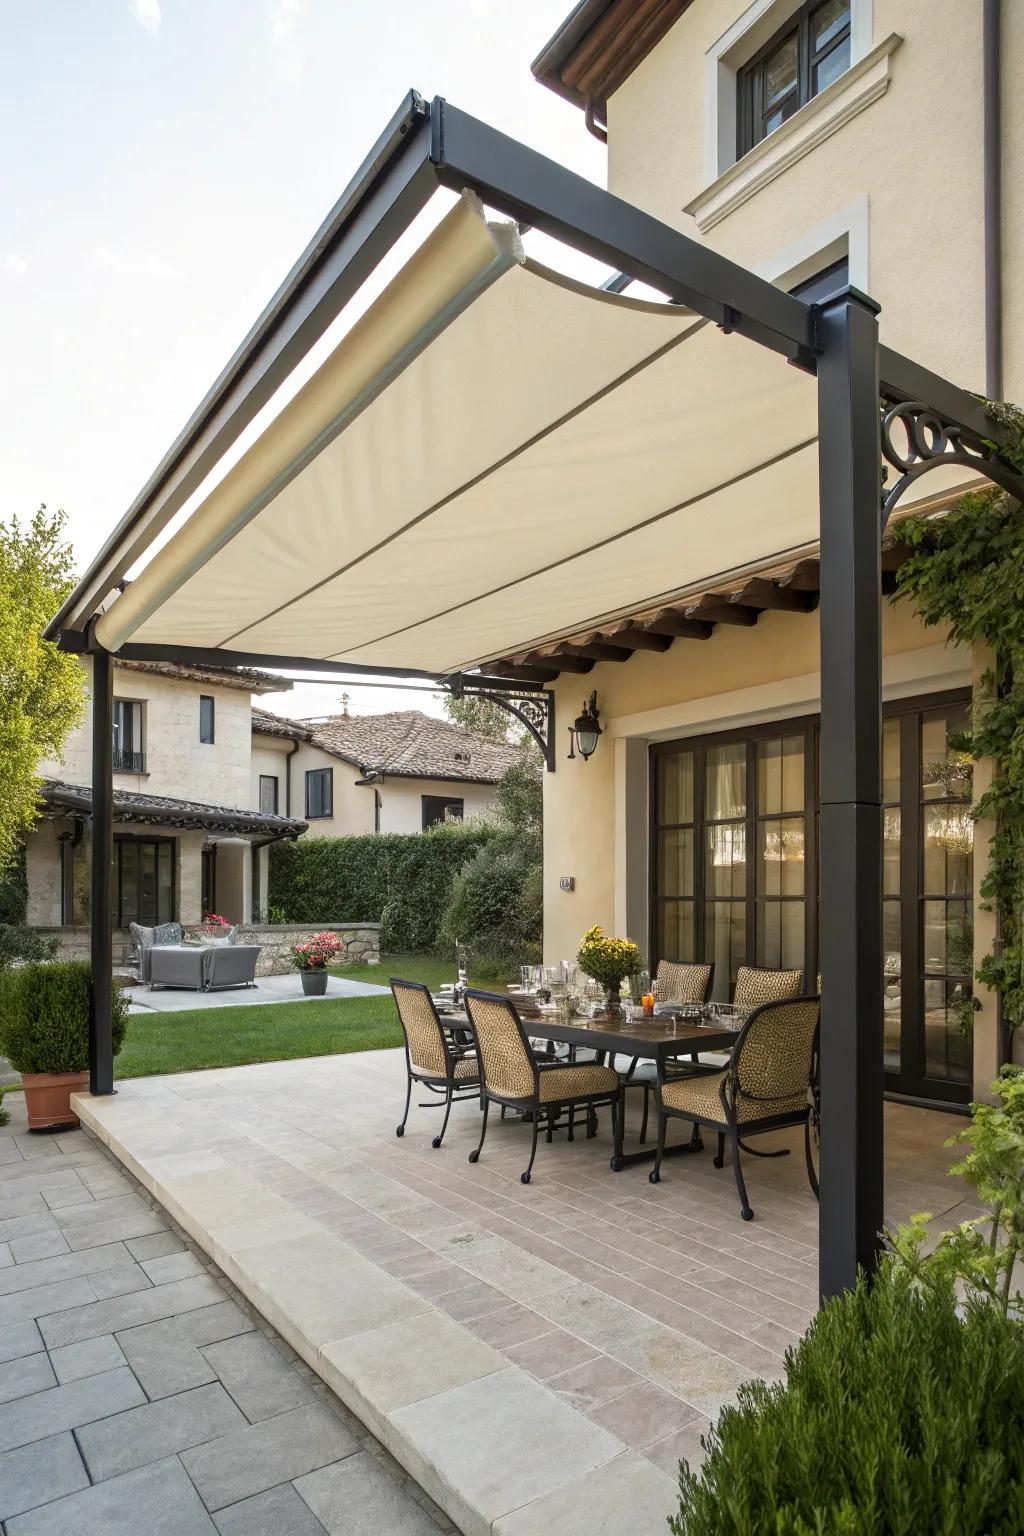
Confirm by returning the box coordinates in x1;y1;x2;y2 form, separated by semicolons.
576;925;643;1017
290;931;343;995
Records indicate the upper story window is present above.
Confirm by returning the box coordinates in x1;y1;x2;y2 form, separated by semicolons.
305;767;333;819
199;695;215;744
737;0;851;156
112;699;144;773
259;774;279;815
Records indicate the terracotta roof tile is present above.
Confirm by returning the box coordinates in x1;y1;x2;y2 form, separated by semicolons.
299;710;522;784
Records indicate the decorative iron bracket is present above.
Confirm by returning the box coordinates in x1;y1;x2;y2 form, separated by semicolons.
880;399;1024;525
446;677;556;772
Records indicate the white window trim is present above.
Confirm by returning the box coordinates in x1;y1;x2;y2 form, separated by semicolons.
691;3;898;234
754;195;869;292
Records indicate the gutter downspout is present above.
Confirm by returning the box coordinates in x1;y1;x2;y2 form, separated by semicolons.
285;738;300;818
983;0;1002;401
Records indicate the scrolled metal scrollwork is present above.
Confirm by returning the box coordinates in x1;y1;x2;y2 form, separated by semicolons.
881;399;1024;523
444;680;555;772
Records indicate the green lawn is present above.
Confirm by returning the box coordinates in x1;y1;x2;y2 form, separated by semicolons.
115;953;477;1080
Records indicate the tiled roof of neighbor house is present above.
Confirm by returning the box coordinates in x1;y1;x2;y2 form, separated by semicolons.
251;707;312;741
115;659;289;695
299;710;522;785
40;780;307;838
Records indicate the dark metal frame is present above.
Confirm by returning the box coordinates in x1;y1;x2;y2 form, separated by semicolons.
54;94;1024;1303
647;996;822;1222
463;989;621;1184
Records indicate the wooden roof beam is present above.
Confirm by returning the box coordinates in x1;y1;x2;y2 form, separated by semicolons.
603;625;673;652
641;611;714;639
736;578;817;613
555;640;633;663
487;661;560;684
685;595;759;626
522;650;594;674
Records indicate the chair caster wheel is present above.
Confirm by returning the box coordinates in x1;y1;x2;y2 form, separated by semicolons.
431;1136;443;1149
468;1151;480;1164
741;1208;754;1221
395;1126;405;1138
520;1172;531;1184
712;1155;723;1169
648;1170;661;1184
609;1156;624;1172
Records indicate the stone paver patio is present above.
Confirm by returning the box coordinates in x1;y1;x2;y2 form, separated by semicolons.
68;1049;976;1536
125;973;389;1015
0;1094;453;1534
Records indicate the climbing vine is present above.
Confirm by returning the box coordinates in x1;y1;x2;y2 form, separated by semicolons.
891;402;1024;1045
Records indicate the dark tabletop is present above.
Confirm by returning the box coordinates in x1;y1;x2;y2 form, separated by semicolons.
443;1008;740;1060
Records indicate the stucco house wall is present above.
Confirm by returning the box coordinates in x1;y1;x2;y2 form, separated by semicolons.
283;740;503;838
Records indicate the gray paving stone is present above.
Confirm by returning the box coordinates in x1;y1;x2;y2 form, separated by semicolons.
214;1481;330;1536
88;1264;152;1299
0;1240;133;1296
38;1272;226;1347
0;1318;43;1363
200;1331;317;1422
141;1249;205;1284
49;1333;127;1384
0;1275;95;1326
0;1211;59;1241
0;1239;12;1266
181;1403;360;1511
77;1381;247;1480
5;1453;220;1534
0;1351;56;1405
0;1190;47;1221
42;1184;95;1210
55;1193;168;1251
127;1230;187;1261
0;1431;90;1522
0;1366;145;1452
297;1452;443;1536
117;1299;256;1398
8;1229;71;1262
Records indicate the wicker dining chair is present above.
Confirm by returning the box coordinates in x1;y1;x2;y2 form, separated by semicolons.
463;990;621;1184
618;961;715;1143
732;965;803;1008
390;979;481;1149
648;995;821;1221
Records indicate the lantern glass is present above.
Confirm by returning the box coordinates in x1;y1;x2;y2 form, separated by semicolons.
576;724;600;759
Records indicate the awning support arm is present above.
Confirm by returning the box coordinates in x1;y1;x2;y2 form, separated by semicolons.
816;287;885;1302
449;675;556;772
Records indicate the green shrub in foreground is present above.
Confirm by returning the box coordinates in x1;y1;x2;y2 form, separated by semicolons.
0;960;128;1075
673;1261;1024;1536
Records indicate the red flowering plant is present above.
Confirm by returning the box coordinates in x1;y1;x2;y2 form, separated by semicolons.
203;913;230;928
290;931;343;973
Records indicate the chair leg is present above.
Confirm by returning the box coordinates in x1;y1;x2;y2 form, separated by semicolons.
639;1086;650;1145
729;1123;753;1221
396;1073;412;1138
432;1085;454;1149
468;1098;490;1164
522;1109;541;1184
648;1109;668;1184
713;1131;725;1169
609;1094;619;1153
804;1115;819;1199
737;1137;790;1159
587;1105;597;1140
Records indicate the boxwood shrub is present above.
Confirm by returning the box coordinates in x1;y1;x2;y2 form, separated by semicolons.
268;822;497;952
0;960;128;1075
674;1261;1024;1536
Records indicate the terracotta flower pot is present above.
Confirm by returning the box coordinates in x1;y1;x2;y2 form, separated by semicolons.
21;1070;90;1132
300;970;329;996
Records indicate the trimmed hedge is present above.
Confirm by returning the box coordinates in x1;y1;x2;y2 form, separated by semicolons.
268;823;497;952
0;960;128;1075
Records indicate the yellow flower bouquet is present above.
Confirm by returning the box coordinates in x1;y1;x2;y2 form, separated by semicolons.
576;926;643;991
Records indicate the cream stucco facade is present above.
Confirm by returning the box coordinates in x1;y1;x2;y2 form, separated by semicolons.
538;0;1022;1099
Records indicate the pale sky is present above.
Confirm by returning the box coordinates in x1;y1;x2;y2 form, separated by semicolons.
0;0;604;721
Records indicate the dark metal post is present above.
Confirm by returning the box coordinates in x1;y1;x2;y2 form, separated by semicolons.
816;287;884;1301
89;647;115;1095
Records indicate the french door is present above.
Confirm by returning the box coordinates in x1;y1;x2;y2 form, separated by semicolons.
113;837;176;928
650;691;973;1103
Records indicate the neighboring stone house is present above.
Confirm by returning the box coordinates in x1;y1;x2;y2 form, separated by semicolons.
251;707;522;841
27;660;307;939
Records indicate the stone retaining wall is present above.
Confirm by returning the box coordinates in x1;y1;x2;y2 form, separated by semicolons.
28;923;381;978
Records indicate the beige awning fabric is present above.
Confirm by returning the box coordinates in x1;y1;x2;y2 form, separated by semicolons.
95;192;822;674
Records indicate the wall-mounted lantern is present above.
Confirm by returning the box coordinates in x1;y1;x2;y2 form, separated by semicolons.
567;692;602;762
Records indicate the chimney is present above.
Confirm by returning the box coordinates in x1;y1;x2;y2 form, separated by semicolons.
339;691;350;718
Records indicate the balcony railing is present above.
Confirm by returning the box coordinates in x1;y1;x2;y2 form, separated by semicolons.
112;748;146;773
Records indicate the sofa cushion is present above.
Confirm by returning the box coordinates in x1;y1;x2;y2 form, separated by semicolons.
153;922;183;946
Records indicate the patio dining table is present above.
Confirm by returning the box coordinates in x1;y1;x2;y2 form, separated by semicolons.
442;1006;741;1171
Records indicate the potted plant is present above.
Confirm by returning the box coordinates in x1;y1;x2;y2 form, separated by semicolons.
576;925;643;1016
290;930;342;995
0;960;128;1130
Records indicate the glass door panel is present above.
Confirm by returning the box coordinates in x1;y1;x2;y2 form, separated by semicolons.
919;707;973;1089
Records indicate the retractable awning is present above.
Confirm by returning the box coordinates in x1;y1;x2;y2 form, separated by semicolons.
94;193;822;675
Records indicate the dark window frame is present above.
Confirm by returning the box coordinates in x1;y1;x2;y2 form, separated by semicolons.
737;0;852;158
112;697;145;773
421;795;464;829
258;774;279;815
112;834;176;928
201;845;217;917
305;767;333;819
199;694;215;744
